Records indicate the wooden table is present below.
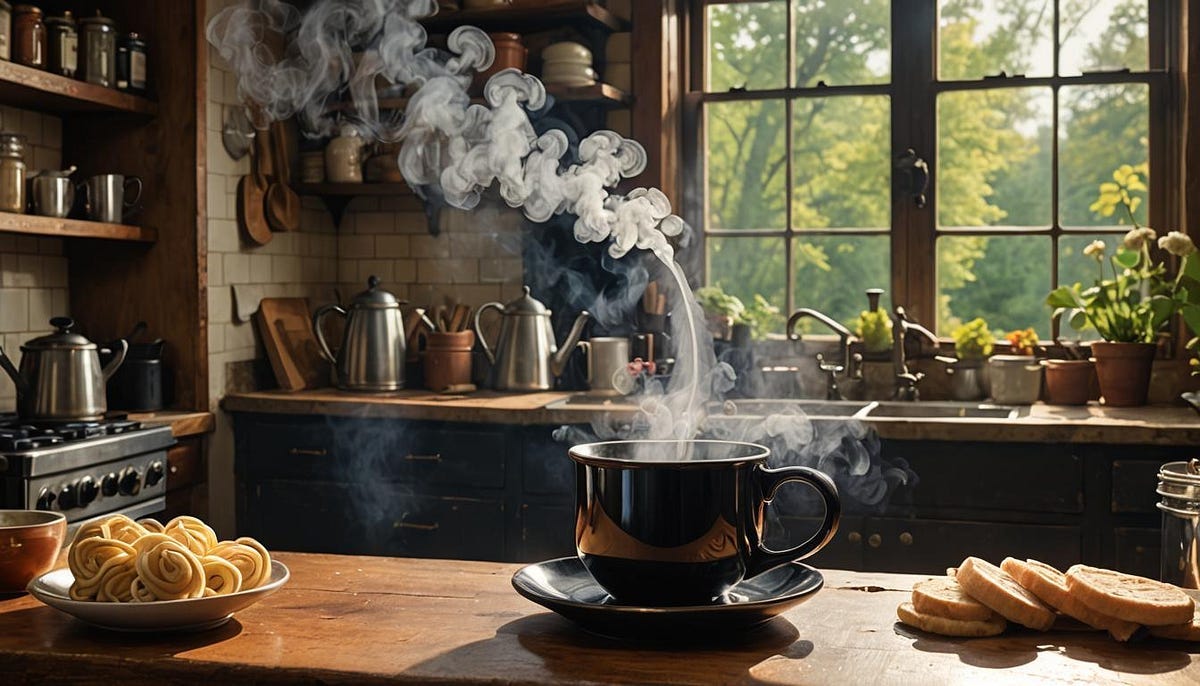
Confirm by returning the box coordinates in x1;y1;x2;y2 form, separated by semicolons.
0;553;1196;685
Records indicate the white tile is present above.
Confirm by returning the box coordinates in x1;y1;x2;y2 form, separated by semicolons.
0;289;28;332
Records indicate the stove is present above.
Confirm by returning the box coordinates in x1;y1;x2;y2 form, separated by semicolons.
0;415;176;534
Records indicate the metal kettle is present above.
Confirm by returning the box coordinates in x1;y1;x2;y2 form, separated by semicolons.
0;317;128;421
313;276;407;392
474;286;590;391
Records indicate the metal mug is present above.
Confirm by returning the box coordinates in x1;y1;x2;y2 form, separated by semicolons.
31;175;74;218
82;174;142;223
576;336;630;395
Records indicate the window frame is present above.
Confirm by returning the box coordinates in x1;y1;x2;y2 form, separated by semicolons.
682;0;1182;340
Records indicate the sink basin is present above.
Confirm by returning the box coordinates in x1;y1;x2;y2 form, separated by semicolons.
864;401;1020;419
707;399;870;418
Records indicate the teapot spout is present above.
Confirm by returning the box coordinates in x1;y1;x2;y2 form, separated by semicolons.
0;344;28;395
551;310;591;378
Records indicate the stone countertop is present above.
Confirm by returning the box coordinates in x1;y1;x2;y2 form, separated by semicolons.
221;389;1200;445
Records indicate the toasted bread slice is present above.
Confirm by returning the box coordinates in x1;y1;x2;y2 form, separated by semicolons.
1148;604;1200;642
947;567;957;578
957;556;1056;631
1002;558;1140;641
1065;565;1195;627
912;576;995;621
897;602;1007;638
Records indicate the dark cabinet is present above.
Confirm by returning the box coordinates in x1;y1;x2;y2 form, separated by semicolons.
862;517;1081;574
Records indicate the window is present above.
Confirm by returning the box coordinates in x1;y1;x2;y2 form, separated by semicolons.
686;0;1175;339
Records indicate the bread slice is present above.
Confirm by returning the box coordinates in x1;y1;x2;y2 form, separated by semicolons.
1065;565;1195;627
912;576;994;621
947;567;958;578
957;557;1056;631
1002;558;1140;641
1148;604;1200;641
897;602;1007;638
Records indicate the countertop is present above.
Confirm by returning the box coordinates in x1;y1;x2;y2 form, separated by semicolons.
0;553;1195;685
221;389;1200;445
125;410;214;438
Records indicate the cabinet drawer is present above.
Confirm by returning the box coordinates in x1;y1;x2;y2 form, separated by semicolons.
1113;527;1160;579
771;514;864;572
393;495;506;561
236;415;394;480
402;427;506;489
518;503;575;563
166;441;203;492
862;518;1081;574
522;428;576;495
1111;460;1165;514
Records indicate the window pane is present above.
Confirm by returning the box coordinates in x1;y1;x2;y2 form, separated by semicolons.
937;88;1052;228
793;0;890;87
706;2;787;92
708;237;787;308
1059;0;1148;76
706;100;787;230
937;235;1051;337
938;0;1053;81
792;95;890;230
793;235;890;330
1059;83;1149;228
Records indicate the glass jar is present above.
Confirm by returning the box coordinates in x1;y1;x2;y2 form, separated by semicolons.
325;126;364;183
44;11;75;77
116;31;145;93
0;1;13;61
78;12;115;87
12;4;44;69
0;133;27;214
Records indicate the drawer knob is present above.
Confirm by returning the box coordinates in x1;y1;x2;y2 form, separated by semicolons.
899;532;913;546
847;531;861;544
289;448;328;456
404;453;443;462
867;533;882;548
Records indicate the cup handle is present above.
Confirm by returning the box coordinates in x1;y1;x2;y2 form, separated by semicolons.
745;465;840;579
576;340;591;385
123;177;143;207
78;182;90;215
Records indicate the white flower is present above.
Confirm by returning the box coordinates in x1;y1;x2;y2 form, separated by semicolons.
1083;240;1107;259
1159;230;1196;257
1122;227;1156;250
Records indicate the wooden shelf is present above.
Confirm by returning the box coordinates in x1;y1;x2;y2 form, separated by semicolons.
422;1;629;33
328;82;631;114
293;182;422;228
0;60;157;116
0;212;156;242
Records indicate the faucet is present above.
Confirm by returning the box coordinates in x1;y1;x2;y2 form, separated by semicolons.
891;306;940;401
787;308;862;400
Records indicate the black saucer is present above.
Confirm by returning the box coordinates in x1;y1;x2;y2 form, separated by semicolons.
511;557;823;640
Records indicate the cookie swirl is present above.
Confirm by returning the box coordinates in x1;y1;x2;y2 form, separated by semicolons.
164;516;218;556
132;534;206;601
210;539;270;590
136;517;165;534
68;536;136;600
201;555;243;596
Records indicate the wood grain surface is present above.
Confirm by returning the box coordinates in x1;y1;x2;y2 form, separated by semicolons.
0;553;1195;685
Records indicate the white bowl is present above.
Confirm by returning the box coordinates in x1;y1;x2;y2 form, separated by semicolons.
27;560;290;632
541;41;593;65
542;64;598;82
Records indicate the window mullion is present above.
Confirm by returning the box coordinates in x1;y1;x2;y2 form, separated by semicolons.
785;0;796;314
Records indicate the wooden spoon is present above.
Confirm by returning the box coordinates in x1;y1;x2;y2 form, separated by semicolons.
238;129;273;245
265;121;300;232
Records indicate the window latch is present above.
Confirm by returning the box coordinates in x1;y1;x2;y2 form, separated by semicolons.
983;70;1024;80
894;149;929;209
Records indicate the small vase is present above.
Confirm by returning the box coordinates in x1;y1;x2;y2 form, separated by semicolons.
1091;341;1156;407
987;355;1042;404
1041;359;1095;406
946;359;987;401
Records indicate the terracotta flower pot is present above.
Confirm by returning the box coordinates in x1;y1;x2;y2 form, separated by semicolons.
423;330;476;392
1041;359;1094;406
1090;341;1156;407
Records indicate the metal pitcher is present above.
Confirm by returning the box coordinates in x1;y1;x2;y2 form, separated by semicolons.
313;276;407;392
474;286;590;391
1159;460;1200;588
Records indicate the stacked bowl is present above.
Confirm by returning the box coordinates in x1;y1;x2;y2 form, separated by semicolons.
540;42;597;87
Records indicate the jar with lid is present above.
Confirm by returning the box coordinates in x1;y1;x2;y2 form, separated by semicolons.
116;32;146;94
12;4;44;69
45;11;76;77
0;133;27;214
325;126;365;183
79;11;115;87
0;1;13;61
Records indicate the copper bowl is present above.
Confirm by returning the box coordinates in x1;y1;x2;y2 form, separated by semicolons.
0;510;66;594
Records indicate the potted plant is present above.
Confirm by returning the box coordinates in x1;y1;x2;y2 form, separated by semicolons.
947;317;994;400
696;286;744;342
1046;164;1200;406
989;328;1042;404
854;308;893;357
736;294;783;345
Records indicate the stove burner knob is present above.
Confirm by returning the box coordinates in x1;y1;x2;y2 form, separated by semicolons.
101;473;119;497
78;476;99;506
57;482;77;510
36;487;55;510
118;467;141;496
145;461;165;487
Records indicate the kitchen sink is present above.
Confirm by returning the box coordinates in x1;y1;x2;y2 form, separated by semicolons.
707;399;871;418
864;401;1021;419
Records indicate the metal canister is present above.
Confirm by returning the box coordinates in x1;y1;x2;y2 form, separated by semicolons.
78;11;115;87
44;11;75;77
12;4;44;69
1158;460;1200;589
0;1;13;61
116;32;145;93
0;133;26;213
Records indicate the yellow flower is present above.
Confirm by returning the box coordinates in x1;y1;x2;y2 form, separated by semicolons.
1083;240;1106;260
1158;231;1196;257
1122;227;1156;250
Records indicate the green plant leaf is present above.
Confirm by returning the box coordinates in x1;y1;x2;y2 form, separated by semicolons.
1183;303;1200;337
1113;249;1140;270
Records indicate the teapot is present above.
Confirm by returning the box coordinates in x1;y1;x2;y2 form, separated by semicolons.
474;286;590;391
0;317;128;421
313;276;407;392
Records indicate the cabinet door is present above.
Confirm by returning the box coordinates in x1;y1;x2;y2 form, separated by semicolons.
1113;527;1161;579
393;495;507;561
235;414;403;481
862;518;1082;574
769;514;865;572
402;426;507;489
519;503;575;562
1111;460;1166;514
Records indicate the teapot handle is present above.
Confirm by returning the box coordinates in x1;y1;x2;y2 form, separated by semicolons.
473;302;503;365
101;339;129;381
312;304;347;365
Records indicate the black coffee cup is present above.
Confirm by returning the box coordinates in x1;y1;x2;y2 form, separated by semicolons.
569;439;840;606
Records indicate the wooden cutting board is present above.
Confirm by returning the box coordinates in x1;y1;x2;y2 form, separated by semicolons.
255;298;327;391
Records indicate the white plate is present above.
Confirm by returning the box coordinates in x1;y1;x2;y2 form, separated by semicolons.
27;560;290;632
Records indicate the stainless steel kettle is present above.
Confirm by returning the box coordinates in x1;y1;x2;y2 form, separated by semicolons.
474;286;590;391
0;317;128;421
313;276;407;392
